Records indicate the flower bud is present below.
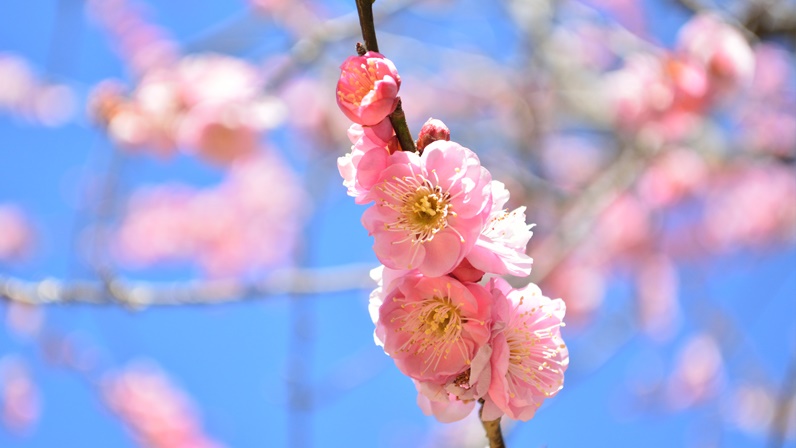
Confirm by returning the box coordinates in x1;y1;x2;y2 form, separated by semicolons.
415;118;450;151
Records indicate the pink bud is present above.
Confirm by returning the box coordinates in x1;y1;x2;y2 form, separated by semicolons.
415;117;450;151
336;51;401;126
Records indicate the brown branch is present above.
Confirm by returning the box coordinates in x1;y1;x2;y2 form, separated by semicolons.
355;0;379;53
479;400;506;448
767;349;796;448
389;99;417;153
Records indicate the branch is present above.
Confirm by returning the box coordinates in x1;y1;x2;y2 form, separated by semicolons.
355;0;379;53
0;263;375;307
767;349;796;448
479;400;506;448
389;99;417;153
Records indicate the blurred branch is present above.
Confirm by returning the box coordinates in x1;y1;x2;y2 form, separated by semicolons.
531;143;650;282
0;263;375;307
766;347;796;448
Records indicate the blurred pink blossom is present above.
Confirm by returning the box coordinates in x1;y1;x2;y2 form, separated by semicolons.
666;334;724;409
102;361;223;448
635;255;680;341
114;151;306;277
637;147;707;208
702;164;796;250
677;13;754;97
0;356;40;434
0;53;75;126
0;204;34;262
94;54;270;164
336;51;401;126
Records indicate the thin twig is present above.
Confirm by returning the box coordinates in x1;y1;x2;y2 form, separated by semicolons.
355;0;380;53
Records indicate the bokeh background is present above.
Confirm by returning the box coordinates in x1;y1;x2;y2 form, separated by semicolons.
1;0;795;447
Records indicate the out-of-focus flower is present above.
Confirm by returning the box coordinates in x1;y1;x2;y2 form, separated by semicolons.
666;334;724;409
0;356;40;434
92;54;272;164
637;147;707;208
362;141;492;277
86;0;178;75
702;164;796;250
636;255;680;341
0;53;75;126
0;204;34;262
374;273;492;383
735;44;796;158
336;51;401;126
102;361;223;448
677;13;754;97
542;258;605;324
481;278;568;421
114;151;307;277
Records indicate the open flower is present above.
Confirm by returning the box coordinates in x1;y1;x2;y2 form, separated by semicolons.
375;274;492;383
338;119;396;203
465;180;534;277
481;278;568;421
336;51;401;125
362;140;492;277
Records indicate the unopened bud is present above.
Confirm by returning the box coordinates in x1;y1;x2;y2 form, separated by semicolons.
415;118;450;151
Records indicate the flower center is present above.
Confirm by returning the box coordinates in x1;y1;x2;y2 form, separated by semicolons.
392;293;467;373
337;60;379;106
407;187;449;235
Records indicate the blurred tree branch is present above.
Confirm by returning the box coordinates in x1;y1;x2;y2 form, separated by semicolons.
0;263;374;307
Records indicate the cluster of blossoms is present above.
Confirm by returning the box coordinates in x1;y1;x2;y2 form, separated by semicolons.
336;51;568;422
102;362;222;448
114;152;306;277
605;13;754;142
0;53;75;127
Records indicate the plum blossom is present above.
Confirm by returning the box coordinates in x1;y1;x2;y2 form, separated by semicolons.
481;278;568;421
374;273;492;383
0;204;34;262
338;119;397;203
464;180;534;278
416;117;451;152
336;51;401;126
677;13;754;96
362;140;492;277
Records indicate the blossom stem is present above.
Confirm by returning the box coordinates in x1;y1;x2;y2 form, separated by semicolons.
389;99;417;153
479;399;506;448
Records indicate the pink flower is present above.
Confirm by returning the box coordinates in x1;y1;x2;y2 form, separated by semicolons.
375;274;492;383
336;51;401;125
102;361;223;448
362;140;492;277
677;13;754;96
0;205;34;262
481;278;568;421
416;117;450;152
465;180;534;277
338;119;396;203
